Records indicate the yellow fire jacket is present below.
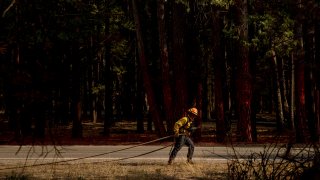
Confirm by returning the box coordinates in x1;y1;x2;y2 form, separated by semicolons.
173;116;192;136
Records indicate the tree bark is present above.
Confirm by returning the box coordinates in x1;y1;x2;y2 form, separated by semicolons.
303;5;317;141
294;0;308;143
71;44;83;138
212;10;226;142
295;50;308;142
289;53;295;130
132;0;166;137
279;58;290;126
157;0;174;134
103;0;112;136
271;50;285;131
234;0;253;142
172;2;189;118
315;11;320;142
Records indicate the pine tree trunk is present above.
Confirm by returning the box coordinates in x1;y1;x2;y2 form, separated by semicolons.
212;10;226;142
71;44;83;138
279;58;290;125
289;53;295;130
157;0;174;134
271;50;285;131
314;10;320;142
315;90;320;142
314;6;320;142
132;0;166;137
294;0;308;143
136;64;144;133
172;2;189;117
295;51;308;142
103;1;113;136
234;0;253;142
304;9;317;141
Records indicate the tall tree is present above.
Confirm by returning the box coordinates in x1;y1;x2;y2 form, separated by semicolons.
315;4;320;142
212;9;226;142
294;0;308;142
103;0;113;136
157;0;174;133
132;0;166;137
289;53;296;130
271;50;285;131
304;0;318;142
172;2;189;117
71;43;83;138
234;0;253;142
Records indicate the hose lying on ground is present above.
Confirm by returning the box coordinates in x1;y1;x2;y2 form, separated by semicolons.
0;135;174;171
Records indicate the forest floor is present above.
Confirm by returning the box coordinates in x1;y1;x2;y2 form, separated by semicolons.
0;112;296;146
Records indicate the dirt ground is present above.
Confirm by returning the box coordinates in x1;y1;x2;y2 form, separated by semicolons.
0;113;295;146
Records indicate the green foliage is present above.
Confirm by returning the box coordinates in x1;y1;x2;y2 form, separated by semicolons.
92;84;105;95
110;7;135;33
250;9;296;58
209;0;234;8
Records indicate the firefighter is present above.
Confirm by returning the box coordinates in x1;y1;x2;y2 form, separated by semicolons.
168;107;198;165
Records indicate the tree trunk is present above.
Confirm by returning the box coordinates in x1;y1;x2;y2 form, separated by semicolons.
304;8;317;141
234;0;253;142
71;44;83;138
289;53;295;130
295;50;308;142
157;0;174;134
172;2;189;117
315;13;320;142
212;10;226;142
136;65;145;133
132;0;166;137
315;89;320;142
103;1;112;136
279;58;290;126
294;0;308;143
271;50;285;131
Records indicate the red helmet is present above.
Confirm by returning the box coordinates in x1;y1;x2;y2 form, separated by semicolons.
188;108;198;116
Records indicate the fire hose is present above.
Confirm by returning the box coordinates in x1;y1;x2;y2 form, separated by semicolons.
0;135;174;171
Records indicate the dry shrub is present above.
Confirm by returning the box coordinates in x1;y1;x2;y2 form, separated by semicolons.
227;141;320;180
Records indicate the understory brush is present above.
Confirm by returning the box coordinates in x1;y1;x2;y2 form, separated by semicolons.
227;138;320;180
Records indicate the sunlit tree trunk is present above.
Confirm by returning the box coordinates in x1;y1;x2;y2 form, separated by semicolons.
132;0;166;137
279;58;290;125
157;0;174;134
234;0;253;142
271;50;285;131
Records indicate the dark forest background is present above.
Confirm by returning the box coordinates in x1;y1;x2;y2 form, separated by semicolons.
0;0;319;143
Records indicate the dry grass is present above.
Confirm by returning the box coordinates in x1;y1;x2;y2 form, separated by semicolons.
0;161;228;179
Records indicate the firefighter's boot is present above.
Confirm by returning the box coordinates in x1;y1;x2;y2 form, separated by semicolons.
187;159;194;164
